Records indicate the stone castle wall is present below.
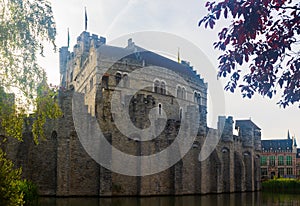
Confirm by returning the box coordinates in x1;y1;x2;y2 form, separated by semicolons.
4;31;261;196
4;89;261;196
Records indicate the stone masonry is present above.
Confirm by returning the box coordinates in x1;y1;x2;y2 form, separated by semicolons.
4;31;261;196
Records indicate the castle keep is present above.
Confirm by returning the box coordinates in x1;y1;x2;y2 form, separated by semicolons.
5;31;261;196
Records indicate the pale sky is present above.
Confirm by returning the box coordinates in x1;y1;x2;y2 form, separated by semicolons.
39;0;299;141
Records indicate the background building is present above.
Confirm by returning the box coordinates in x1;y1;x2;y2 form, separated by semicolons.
261;131;298;179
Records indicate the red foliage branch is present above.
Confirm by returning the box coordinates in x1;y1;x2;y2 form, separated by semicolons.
199;0;300;108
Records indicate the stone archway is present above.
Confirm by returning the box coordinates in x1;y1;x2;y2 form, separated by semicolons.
222;147;230;193
244;151;253;191
234;152;245;192
209;150;221;193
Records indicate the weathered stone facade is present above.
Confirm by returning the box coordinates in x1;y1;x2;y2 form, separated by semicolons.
4;31;261;196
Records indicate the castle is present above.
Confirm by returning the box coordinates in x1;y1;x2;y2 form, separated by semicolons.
4;31;261;196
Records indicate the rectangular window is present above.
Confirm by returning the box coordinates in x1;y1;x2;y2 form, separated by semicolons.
286;156;292;165
261;156;267;166
287;168;293;175
278;168;284;177
278;156;284;166
261;168;268;176
269;156;275;166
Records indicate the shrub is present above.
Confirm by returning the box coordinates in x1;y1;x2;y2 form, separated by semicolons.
0;149;39;206
0;149;25;206
17;180;38;206
262;178;300;193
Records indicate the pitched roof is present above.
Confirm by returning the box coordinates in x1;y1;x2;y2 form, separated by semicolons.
261;139;293;151
96;44;205;85
235;120;261;130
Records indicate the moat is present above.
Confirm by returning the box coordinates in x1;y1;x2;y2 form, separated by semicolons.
38;192;300;206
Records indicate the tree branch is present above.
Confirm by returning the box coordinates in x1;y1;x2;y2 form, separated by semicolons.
271;5;300;11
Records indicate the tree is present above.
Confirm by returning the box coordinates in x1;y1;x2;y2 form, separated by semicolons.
199;0;300;108
0;149;24;206
0;1;61;204
0;0;61;142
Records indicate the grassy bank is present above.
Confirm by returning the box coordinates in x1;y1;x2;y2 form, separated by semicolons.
262;178;300;193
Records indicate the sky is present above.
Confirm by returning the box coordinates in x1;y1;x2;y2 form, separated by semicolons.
39;0;299;141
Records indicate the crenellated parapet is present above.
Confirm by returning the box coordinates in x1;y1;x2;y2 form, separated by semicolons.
218;116;234;142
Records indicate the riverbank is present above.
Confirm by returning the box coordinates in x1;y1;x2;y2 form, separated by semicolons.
262;178;300;193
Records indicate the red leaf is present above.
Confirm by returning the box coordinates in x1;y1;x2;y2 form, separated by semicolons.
224;7;228;18
216;10;221;19
224;37;230;45
205;21;209;28
209;19;215;29
245;54;249;62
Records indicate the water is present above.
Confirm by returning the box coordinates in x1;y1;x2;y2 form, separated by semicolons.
38;192;300;206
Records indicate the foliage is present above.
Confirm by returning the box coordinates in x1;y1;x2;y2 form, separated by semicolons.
31;82;62;144
0;87;25;141
0;149;24;206
0;0;61;203
199;0;300;107
0;0;56;98
0;0;62;141
0;149;39;206
262;178;300;193
17;179;38;206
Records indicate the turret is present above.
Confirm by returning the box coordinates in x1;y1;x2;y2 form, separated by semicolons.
218;116;233;142
59;46;69;88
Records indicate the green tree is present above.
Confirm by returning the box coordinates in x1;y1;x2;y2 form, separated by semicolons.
0;150;24;206
0;0;61;141
0;0;61;205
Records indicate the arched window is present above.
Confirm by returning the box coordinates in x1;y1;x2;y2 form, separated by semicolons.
158;103;162;115
182;87;186;100
161;81;166;94
177;86;182;98
115;72;122;86
123;74;129;87
197;93;201;105
194;92;197;103
154;80;160;93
